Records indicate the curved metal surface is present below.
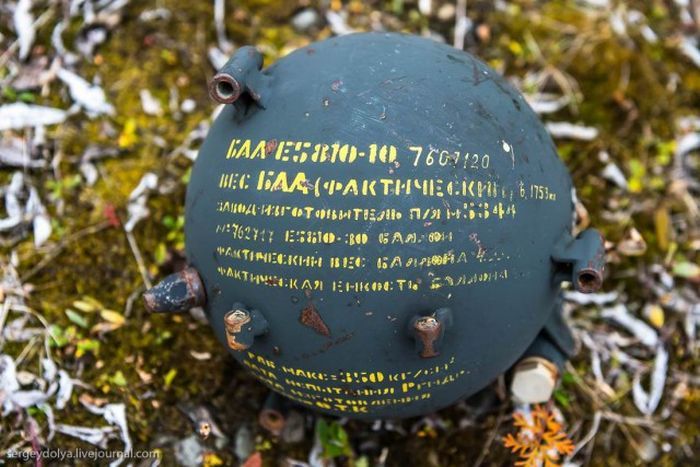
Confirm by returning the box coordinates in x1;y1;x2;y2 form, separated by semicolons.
185;33;580;419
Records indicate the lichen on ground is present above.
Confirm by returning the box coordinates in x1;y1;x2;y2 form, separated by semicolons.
1;0;699;466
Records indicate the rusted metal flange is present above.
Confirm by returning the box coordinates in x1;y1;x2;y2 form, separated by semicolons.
409;308;453;358
258;392;289;436
553;228;606;293
208;46;270;108
223;305;269;351
143;267;206;313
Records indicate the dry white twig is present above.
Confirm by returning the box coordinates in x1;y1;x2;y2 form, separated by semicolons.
418;0;432;16
632;345;668;415
680;37;700;68
453;0;469;50
0;172;26;232
55;370;73;410
0;136;46;169
525;93;570;114
82;401;132;466
0;103;67;131
139;89;163;116
55;424;116;449
208;46;228;70
214;0;233;53
326;11;355;36
26;186;52;247
564;290;618;306
602;162;628;190
56;68;114;116
0;172;52;246
601;304;659;348
14;0;35;61
546;122;599;140
124;172;158;232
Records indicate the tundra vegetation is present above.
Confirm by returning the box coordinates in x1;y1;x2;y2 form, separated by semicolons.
0;0;698;466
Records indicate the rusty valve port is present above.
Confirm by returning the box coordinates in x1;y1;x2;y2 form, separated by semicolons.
409;308;453;359
258;392;290;436
207;46;269;107
224;309;252;351
414;317;441;358
223;305;269;352
209;75;241;104
576;269;603;293
143;267;206;314
553;228;606;294
259;407;286;436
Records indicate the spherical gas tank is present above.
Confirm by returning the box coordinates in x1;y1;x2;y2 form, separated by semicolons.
166;33;604;419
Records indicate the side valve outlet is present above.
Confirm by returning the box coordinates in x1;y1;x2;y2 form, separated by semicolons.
553;228;606;293
408;308;453;358
143;267;206;313
208;46;271;108
224;305;269;351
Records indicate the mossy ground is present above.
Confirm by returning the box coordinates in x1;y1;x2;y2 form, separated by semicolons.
1;0;698;465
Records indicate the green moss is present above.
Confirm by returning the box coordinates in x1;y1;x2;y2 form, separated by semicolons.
2;0;698;464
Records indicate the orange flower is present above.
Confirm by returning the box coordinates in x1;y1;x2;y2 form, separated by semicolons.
503;405;575;466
